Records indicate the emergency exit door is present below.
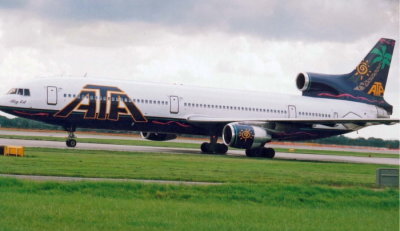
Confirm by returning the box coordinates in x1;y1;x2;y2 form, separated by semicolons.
47;86;57;105
288;105;297;118
170;96;179;114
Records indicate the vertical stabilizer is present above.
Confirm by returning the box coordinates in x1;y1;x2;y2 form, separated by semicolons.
350;38;395;98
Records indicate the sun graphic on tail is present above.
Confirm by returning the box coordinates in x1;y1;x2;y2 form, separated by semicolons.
355;60;371;80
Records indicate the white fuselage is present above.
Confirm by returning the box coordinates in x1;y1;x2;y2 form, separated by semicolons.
0;77;386;144
0;78;380;120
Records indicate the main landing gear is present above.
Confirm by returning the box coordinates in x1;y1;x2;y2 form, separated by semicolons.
201;135;228;154
245;147;275;158
65;126;77;148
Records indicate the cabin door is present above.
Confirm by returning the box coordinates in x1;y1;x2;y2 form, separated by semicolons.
47;86;57;105
170;96;179;114
288;105;297;118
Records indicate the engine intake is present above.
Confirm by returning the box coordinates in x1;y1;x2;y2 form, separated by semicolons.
296;72;310;91
295;72;343;95
222;123;271;149
140;132;177;141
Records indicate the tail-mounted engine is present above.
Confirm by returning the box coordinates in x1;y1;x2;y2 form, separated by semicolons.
296;72;344;95
222;123;271;149
140;132;177;141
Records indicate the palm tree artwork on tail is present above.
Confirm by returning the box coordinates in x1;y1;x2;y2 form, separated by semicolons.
371;45;392;70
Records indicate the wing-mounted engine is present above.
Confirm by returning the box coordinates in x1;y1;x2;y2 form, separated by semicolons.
222;122;271;149
140;132;177;141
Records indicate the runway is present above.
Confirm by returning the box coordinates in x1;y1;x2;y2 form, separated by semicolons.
0;137;398;165
0;129;398;154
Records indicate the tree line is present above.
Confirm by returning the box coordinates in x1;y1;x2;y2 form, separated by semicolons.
0;116;398;149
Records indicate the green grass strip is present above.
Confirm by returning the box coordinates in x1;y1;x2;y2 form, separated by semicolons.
0;178;398;231
0;147;398;188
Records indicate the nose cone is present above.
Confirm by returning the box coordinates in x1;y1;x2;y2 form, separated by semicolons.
0;95;10;108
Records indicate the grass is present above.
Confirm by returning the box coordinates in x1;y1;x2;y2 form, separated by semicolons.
0;147;398;187
0;134;398;158
0;178;398;231
0;147;398;230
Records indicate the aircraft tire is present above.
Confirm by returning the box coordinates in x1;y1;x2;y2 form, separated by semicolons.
246;148;261;157
246;147;275;158
262;148;275;159
201;142;209;153
201;143;228;154
216;144;228;154
66;139;77;148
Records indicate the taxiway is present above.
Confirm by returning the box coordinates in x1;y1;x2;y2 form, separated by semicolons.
0;137;398;165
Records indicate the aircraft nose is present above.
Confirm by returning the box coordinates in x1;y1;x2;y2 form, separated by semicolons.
0;95;12;108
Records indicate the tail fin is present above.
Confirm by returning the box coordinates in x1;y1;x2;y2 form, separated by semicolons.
350;38;395;98
298;38;395;114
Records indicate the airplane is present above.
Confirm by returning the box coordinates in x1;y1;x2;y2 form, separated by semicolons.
0;38;398;158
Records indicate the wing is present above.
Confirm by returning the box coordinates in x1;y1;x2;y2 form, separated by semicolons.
186;115;399;125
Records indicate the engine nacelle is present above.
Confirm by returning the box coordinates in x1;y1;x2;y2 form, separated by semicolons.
140;132;177;141
296;72;311;91
222;123;271;149
296;72;345;95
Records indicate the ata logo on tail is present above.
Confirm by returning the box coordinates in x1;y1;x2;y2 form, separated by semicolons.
368;82;385;97
54;85;147;122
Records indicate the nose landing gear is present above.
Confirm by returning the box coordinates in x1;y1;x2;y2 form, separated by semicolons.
64;126;77;148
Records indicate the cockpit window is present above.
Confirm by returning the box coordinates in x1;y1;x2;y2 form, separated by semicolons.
7;88;31;96
7;88;17;94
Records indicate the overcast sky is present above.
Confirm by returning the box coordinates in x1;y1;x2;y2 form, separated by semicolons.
0;0;398;139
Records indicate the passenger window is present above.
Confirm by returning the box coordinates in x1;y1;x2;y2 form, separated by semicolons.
18;89;23;95
24;89;30;96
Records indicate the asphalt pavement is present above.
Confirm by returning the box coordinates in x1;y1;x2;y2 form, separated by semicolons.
0;137;398;165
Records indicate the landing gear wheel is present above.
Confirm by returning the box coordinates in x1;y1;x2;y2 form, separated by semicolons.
216;143;228;154
64;125;77;148
201;142;209;153
246;147;275;158
201;142;228;154
246;148;261;157
263;148;275;158
66;139;77;148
